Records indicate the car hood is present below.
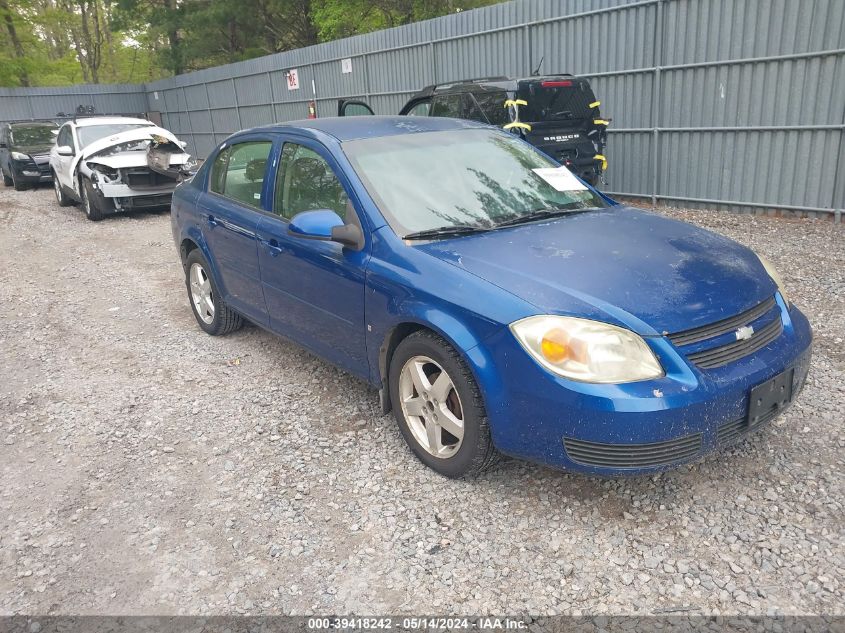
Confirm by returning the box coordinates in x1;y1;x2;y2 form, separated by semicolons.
73;126;188;173
87;150;190;169
13;143;53;157
80;126;180;160
414;207;777;335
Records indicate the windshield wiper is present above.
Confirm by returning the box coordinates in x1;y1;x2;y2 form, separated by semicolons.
403;225;491;240
493;206;596;229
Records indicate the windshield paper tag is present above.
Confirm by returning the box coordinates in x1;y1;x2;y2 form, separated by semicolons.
532;167;587;192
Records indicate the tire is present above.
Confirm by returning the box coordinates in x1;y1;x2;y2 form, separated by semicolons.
12;170;28;191
53;172;73;207
184;249;243;336
389;330;500;478
2;169;11;187
80;177;105;221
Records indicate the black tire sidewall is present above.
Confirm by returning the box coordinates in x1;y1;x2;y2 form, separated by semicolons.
185;249;225;335
389;333;488;478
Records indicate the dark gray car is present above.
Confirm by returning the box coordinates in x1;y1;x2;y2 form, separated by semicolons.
0;121;59;190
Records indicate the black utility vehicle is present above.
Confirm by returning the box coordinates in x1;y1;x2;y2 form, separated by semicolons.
339;74;609;185
0;121;58;190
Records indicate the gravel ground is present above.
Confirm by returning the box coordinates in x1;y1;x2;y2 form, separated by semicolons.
0;186;843;617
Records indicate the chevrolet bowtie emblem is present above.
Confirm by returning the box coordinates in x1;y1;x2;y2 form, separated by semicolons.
735;325;754;341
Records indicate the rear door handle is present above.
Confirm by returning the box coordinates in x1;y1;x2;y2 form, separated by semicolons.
260;238;284;257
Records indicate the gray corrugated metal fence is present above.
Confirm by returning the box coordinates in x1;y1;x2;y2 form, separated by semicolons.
1;0;843;217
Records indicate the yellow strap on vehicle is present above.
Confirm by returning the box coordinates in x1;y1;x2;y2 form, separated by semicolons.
503;99;528;108
594;154;607;170
503;121;532;131
593;119;610;126
589;100;601;108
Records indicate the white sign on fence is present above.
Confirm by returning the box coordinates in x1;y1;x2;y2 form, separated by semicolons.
341;58;353;74
286;69;300;90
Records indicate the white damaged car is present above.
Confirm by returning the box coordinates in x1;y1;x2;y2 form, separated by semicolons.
50;116;194;220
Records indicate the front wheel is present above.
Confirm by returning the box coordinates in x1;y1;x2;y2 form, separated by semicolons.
53;173;73;206
81;177;105;221
11;170;28;191
2;170;11;187
389;330;500;478
184;249;243;336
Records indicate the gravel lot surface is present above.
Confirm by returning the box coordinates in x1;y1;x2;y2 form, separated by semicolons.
0;187;843;616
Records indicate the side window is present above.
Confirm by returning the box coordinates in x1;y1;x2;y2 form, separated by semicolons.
430;94;462;118
211;141;273;209
274;143;349;221
473;92;509;126
460;94;487;123
209;147;229;194
58;126;76;152
406;100;431;117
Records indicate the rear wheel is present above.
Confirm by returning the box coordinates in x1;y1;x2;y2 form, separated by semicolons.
185;249;243;336
53;172;73;206
389;330;500;478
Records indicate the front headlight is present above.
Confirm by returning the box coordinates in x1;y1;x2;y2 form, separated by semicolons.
757;255;789;305
510;315;664;383
10;151;30;161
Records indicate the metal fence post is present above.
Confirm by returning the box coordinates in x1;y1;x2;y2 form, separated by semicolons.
651;0;665;207
231;77;243;130
204;82;215;145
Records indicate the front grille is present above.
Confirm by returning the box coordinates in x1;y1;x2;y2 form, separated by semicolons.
563;433;702;468
123;169;175;187
668;297;777;346
686;317;783;369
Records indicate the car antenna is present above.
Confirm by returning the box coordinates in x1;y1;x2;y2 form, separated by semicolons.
531;56;544;76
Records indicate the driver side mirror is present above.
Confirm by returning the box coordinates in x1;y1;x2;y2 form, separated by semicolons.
288;209;364;250
57;145;73;156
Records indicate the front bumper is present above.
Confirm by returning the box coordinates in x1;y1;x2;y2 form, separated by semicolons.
477;298;813;475
11;162;51;183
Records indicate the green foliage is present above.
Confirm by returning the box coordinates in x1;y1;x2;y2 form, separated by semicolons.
1;0;504;87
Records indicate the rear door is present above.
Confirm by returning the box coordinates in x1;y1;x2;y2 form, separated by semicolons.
195;135;276;326
255;137;370;378
516;78;601;170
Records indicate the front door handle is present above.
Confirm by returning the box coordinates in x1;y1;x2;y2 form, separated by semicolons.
260;238;284;257
206;214;220;228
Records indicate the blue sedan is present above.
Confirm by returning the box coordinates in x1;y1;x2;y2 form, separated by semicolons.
170;116;812;478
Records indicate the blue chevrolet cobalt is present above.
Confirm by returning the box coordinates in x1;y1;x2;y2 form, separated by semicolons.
170;116;812;478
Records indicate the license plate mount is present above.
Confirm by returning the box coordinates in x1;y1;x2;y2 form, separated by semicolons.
747;368;794;428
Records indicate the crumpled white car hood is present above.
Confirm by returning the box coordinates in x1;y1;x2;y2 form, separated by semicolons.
73;126;189;172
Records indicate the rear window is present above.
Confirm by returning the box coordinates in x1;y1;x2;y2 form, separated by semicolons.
517;80;596;123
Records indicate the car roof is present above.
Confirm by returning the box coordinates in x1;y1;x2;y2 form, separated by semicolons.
71;117;153;128
9;121;57;129
411;74;587;97
249;115;489;142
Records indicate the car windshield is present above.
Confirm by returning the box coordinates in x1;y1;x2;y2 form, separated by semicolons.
77;123;150;148
342;128;609;236
11;125;57;146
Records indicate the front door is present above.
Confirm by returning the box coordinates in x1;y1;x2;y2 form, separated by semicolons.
54;125;76;190
255;138;370;378
196;136;276;326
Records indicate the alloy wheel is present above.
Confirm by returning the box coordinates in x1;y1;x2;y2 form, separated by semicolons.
189;262;215;324
398;355;464;458
54;177;62;202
